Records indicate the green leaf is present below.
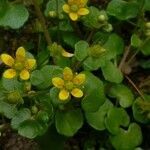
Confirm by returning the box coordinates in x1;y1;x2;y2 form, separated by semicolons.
35;94;53;116
131;34;142;48
141;38;150;56
85;100;113;130
107;0;139;20
139;59;150;69
62;32;80;48
36;111;50;123
18;120;46;139
11;108;31;129
92;31;110;44
82;6;102;29
2;78;23;92
82;72;105;112
144;0;150;11
37;125;67;150
83;56;106;71
0;3;29;29
45;0;65;16
59;20;73;32
55;109;83;136
132;95;150;124
0;101;17;119
101;61;123;83
30;70;44;86
108;84;134;108
105;107;130;135
110;123;142;150
31;65;62;89
37;49;50;67
75;41;89;61
103;33;124;59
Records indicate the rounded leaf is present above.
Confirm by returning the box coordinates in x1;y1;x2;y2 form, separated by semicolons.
55;109;83;136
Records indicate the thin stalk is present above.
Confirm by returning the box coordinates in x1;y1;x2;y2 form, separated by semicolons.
118;45;131;70
32;0;52;46
125;75;145;100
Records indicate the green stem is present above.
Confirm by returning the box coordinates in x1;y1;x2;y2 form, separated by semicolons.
73;56;89;71
126;37;150;65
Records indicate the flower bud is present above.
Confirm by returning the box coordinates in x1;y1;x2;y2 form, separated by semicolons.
89;44;106;58
98;14;106;22
7;91;22;104
98;10;108;23
48;42;63;56
24;81;31;92
49;11;57;18
103;23;113;32
31;106;38;114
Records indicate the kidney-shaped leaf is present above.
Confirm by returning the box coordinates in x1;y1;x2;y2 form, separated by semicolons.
0;3;29;29
0;101;17;119
55;109;83;136
108;84;134;108
105;107;130;135
85;99;113;131
18;120;48;139
107;0;139;20
110;123;142;150
101;61;123;83
11;108;31;129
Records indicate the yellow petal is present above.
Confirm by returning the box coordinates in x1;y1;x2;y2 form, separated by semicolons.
63;4;70;13
69;13;78;21
52;77;64;89
73;73;85;85
25;59;36;70
3;69;16;79
0;54;14;67
16;47;26;61
59;89;70;101
63;67;73;81
20;69;30;80
62;49;74;57
71;88;83;98
78;8;89;15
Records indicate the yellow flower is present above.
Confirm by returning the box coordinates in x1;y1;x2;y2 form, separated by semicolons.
63;0;89;21
52;67;85;101
0;47;36;80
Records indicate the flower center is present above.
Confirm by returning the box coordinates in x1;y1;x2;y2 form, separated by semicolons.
14;62;24;71
65;81;74;90
70;4;79;12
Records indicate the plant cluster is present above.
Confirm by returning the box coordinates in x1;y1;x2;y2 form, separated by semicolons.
0;0;150;149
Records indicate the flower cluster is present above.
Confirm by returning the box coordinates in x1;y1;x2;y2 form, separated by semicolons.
0;47;36;80
52;67;85;101
63;0;89;21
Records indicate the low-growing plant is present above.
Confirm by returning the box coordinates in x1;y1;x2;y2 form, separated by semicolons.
0;0;150;149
